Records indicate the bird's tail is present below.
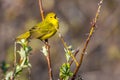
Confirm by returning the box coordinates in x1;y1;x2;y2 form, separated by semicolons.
15;31;30;42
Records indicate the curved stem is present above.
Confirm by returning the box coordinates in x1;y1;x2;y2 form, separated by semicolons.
71;0;104;79
39;0;44;20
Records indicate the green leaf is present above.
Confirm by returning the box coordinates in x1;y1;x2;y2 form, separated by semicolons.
64;45;75;62
59;63;73;80
0;61;10;74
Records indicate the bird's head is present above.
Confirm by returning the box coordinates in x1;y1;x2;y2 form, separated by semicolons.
45;12;59;26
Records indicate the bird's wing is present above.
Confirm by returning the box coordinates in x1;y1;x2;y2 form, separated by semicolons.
29;22;52;39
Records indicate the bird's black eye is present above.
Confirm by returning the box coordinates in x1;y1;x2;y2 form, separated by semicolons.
50;16;52;18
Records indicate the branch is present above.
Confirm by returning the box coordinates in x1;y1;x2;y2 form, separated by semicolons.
14;42;17;67
45;42;53;80
58;33;79;66
71;0;104;79
11;42;17;80
38;0;53;80
38;0;44;20
69;48;80;66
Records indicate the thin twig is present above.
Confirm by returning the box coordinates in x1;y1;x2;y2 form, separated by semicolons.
58;33;79;66
28;67;31;80
39;0;44;20
11;42;17;80
45;42;53;80
71;0;104;79
14;42;17;67
45;39;53;80
69;48;80;66
38;0;53;80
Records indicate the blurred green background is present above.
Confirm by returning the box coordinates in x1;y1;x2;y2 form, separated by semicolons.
0;0;120;80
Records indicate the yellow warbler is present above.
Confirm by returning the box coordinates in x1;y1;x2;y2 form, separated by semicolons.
16;12;59;42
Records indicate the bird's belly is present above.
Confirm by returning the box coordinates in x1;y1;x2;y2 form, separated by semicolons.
40;30;57;40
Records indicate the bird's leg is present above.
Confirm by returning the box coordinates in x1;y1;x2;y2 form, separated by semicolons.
41;39;48;45
45;39;48;43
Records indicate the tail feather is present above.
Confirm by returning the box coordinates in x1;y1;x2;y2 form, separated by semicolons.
15;31;30;41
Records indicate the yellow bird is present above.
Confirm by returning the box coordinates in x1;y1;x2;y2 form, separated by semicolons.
16;12;59;42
